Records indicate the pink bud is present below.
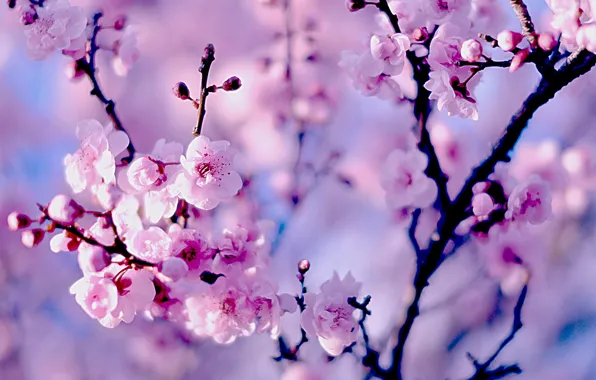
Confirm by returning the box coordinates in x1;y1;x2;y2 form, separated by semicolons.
460;39;483;62
538;32;557;52
22;229;45;248
497;30;523;52
114;15;127;31
65;60;85;81
346;0;367;11
47;194;84;224
412;27;429;42
173;82;191;100
78;243;110;273
298;259;310;274
7;212;31;231
472;193;495;217
159;257;189;282
509;48;529;73
577;24;596;54
8;0;17;9
222;76;242;91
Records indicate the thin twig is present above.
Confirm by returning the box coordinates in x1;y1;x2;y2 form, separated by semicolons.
76;12;135;165
466;285;528;380
193;44;216;136
408;209;422;257
509;0;537;47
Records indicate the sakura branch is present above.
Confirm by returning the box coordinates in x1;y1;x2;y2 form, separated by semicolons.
466;285;528;380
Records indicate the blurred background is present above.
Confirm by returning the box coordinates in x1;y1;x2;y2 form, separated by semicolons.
3;0;596;379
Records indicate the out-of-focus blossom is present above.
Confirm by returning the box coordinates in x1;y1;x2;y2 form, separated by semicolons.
77;243;110;274
369;33;410;76
424;70;479;120
23;0;87;60
506;176;552;225
127;227;172;264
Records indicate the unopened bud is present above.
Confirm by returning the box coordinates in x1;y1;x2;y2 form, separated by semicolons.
346;0;367;12
114;15;127;31
497;30;523;52
7;212;31;231
298;259;310;274
47;194;84;224
7;0;16;9
65;60;85;81
22;229;45;248
222;76;242;91
412;27;429;42
538;32;557;52
173;82;191;100
460;39;483;62
509;48;529;73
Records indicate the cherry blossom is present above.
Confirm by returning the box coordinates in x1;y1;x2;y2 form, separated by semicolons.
169;227;214;271
300;272;361;356
126;227;172;264
213;226;263;272
77;243;110;274
381;148;438;209
339;50;402;99
424;70;479;120
369;33;411;76
22;0;87;60
422;0;471;23
506;176;552;225
173;135;242;210
64;120;130;194
113;26;140;75
69;275;119;322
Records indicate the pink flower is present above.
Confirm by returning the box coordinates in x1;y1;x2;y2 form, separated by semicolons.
49;230;81;252
577;23;596;53
113;26;140;75
472;192;495;218
339;50;402;99
143;188;179;223
127;227;172;264
185;276;257;344
369;33;410;76
460;39;483;62
213;227;262;272
185;271;293;343
158;257;189;282
381;149;438;209
69;275;119;321
23;0;87;60
422;0;471;23
88;217;116;246
169;227;214;271
174;136;242;210
300;272;361;356
112;194;143;239
424;70;479;120
47;194;84;224
506;177;552;225
64;119;130;194
77;242;110;274
127;157;167;193
428;23;464;72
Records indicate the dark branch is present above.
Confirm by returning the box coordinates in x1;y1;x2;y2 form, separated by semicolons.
76;12;135;165
193;44;216;136
466;285;528;380
408;209;422;256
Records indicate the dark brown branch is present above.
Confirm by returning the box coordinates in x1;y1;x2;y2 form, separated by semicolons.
387;49;596;380
509;0;537;47
76;13;135;165
193;44;216;136
466;285;528;380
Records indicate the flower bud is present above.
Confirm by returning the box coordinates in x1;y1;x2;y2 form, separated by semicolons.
412;27;429;42
497;30;523;52
509;48;529;73
460;39;483;62
298;259;310;274
472;193;495;218
22;229;45;248
173;82;191;100
538;32;557;52
159;257;189;282
222;76;242;91
7;212;31;231
114;15;127;31
346;0;367;11
47;194;84;224
65;60;85;81
7;0;16;9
